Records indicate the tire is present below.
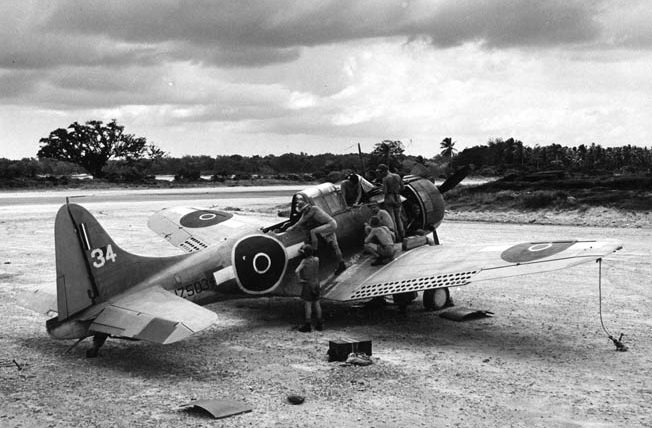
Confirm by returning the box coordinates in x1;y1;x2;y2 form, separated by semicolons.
423;287;450;311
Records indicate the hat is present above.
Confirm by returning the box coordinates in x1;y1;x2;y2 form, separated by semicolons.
376;163;388;172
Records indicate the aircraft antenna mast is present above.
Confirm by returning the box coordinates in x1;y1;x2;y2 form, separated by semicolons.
357;143;366;177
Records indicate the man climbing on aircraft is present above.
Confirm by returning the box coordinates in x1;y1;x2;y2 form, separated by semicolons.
287;195;347;275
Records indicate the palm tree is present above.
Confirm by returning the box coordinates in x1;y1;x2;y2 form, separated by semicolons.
440;137;457;161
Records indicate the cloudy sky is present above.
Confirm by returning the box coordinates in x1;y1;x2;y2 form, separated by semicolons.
1;0;651;160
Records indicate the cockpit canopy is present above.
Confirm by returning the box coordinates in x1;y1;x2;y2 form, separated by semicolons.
291;182;345;220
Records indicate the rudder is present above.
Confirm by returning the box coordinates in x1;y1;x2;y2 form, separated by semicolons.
54;203;186;320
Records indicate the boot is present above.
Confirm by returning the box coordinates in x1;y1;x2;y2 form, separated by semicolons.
298;322;312;333
315;319;323;331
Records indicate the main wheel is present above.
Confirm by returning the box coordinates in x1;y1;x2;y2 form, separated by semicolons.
423;288;450;311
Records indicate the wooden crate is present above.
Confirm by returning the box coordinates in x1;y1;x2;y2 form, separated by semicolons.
327;337;372;362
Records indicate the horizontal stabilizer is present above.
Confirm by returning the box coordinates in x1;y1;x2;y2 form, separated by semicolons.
148;206;270;252
89;287;217;344
15;289;58;316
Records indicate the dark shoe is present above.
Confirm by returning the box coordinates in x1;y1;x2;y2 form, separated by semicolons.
371;258;390;266
334;262;346;275
315;320;323;331
298;323;311;333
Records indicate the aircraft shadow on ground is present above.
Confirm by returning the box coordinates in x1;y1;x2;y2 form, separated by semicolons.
18;295;596;375
18;332;245;380
213;296;596;359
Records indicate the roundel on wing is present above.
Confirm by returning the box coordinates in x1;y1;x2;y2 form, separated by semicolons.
180;210;233;228
501;241;576;263
233;235;287;294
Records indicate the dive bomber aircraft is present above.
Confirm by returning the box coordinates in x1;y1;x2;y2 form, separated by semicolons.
45;175;622;356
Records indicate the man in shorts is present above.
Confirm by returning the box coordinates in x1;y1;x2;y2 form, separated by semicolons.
364;215;396;265
377;163;405;242
295;244;322;332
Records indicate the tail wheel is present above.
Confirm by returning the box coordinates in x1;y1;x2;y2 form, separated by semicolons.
423;288;450;311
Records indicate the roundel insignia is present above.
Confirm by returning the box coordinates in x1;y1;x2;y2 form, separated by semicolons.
232;235;287;294
501;241;576;263
180;210;233;228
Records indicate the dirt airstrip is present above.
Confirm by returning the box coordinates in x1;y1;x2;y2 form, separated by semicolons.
0;188;650;427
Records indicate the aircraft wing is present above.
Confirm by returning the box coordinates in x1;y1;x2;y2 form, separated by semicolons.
89;286;218;344
148;206;273;252
323;240;622;301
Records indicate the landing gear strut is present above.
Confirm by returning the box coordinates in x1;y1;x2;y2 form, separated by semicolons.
423;287;451;311
393;292;418;314
86;333;108;358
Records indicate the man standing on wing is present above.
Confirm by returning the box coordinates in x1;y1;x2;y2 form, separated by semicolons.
376;163;405;242
287;196;347;275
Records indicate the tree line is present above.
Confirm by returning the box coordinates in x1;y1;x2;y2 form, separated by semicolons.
452;138;652;176
1;119;650;185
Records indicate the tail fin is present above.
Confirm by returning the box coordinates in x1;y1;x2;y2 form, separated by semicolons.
54;203;187;320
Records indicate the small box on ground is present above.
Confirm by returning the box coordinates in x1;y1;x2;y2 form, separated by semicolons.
328;337;372;362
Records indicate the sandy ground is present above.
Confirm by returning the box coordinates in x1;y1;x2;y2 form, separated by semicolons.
0;189;650;427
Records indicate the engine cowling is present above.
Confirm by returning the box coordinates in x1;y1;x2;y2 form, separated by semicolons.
402;176;446;231
231;234;288;295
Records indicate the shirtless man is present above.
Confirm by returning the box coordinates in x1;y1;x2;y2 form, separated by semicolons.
364;216;396;265
376;163;405;242
364;203;395;236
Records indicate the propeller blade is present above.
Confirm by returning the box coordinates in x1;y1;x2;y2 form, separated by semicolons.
437;165;469;194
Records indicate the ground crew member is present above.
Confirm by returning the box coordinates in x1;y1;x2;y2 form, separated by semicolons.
295;244;322;332
376;163;405;242
365;203;395;235
341;173;362;206
287;196;346;275
364;216;396;265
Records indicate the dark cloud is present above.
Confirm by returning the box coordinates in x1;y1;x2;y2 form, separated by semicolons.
414;0;603;48
0;34;161;70
33;0;613;70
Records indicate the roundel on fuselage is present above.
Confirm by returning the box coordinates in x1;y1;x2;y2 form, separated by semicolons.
501;241;576;263
232;235;287;294
180;210;234;228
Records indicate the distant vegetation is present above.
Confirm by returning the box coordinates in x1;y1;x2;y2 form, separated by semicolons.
451;138;652;177
1;135;651;190
36;119;164;180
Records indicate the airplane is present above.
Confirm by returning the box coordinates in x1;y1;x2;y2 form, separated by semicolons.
43;174;622;357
